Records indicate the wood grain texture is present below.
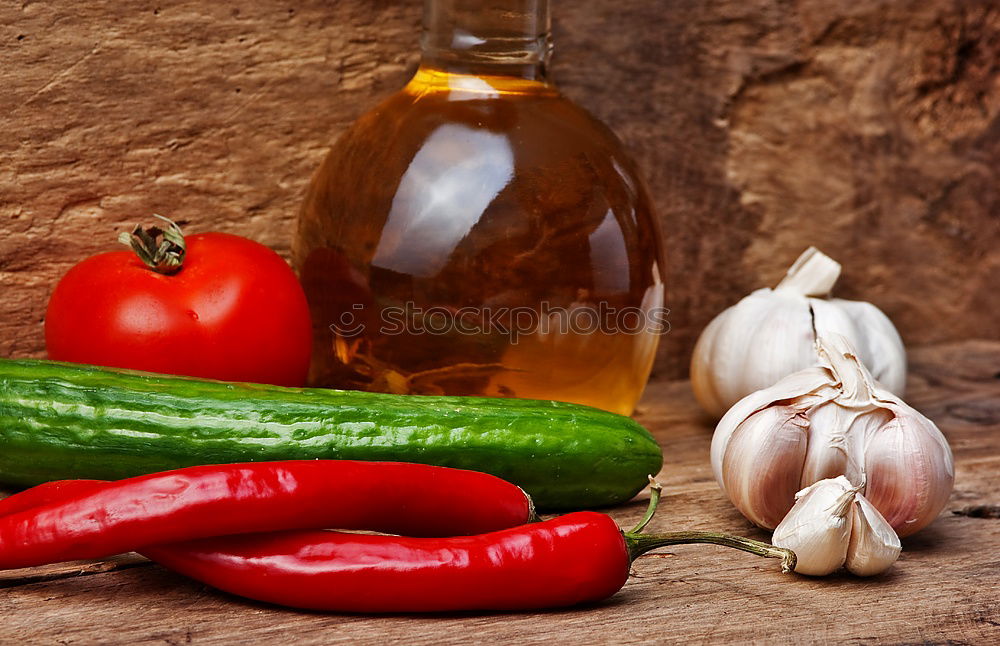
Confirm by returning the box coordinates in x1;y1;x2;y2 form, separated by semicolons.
0;340;997;644
1;0;998;377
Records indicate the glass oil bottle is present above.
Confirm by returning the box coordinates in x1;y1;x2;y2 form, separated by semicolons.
294;0;665;415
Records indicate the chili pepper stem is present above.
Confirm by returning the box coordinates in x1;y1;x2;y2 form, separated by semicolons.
522;488;542;524
628;475;663;535
625;476;798;573
625;531;797;573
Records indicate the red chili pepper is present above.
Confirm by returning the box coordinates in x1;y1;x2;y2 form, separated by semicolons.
0;480;106;517
0;461;533;570
142;484;796;612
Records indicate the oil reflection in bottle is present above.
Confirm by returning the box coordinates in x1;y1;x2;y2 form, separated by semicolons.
372;124;514;278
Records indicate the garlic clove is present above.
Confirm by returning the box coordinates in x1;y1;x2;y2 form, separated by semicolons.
711;368;836;491
772;476;856;576
842;405;896;485
721;406;809;529
774;476;901;577
845;494;901;576
798;401;851;486
861;406;955;537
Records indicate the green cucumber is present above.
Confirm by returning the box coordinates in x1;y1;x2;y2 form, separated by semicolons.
0;358;662;509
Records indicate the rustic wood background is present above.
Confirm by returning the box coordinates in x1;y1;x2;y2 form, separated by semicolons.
2;0;998;375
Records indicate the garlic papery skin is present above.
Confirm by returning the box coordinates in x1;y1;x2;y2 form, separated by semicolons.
772;476;901;577
712;334;954;538
691;247;906;418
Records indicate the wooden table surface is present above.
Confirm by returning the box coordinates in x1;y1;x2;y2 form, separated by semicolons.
1;341;998;645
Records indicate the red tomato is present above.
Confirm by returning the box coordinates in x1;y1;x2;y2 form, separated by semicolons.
45;230;312;387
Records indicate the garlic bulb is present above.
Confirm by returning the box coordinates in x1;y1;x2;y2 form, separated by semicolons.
773;476;901;576
691;247;906;418
711;334;954;537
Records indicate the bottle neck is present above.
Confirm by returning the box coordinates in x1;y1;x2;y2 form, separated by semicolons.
420;0;552;81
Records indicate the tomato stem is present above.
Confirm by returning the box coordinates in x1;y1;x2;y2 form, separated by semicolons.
623;476;797;573
118;214;186;275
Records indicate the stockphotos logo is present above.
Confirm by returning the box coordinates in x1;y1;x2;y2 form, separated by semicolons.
330;302;670;344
